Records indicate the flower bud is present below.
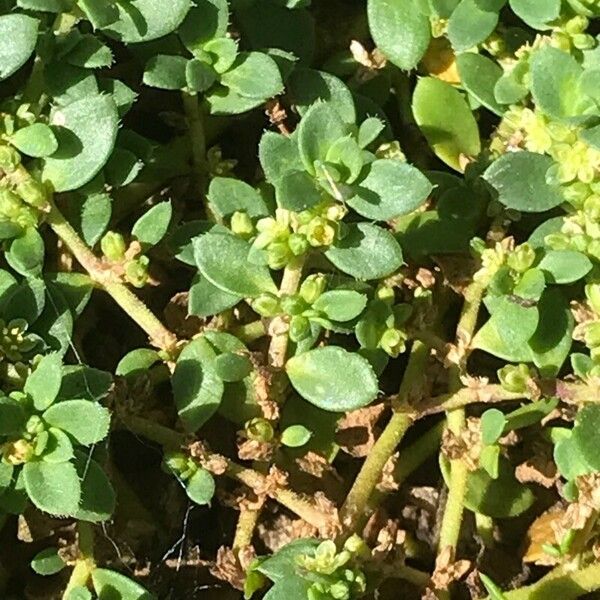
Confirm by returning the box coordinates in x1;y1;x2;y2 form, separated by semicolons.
0;188;23;218
299;274;327;304
252;293;280;317
544;232;570;250
281;295;308;316
289;315;311;342
379;327;407;357
267;241;293;270
3;439;34;465
305;217;336;247
507;243;535;273
230;211;254;239
376;285;395;304
101;231;127;262
498;363;531;393
25;415;44;436
0;145;21;172
245;417;274;442
288;233;309;256
125;256;149;288
588;240;600;261
16;178;48;208
164;451;190;474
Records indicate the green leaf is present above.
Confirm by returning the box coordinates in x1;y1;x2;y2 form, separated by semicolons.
42;428;74;463
18;0;71;11
367;0;430;71
143;55;187;90
189;274;241;318
0;14;39;81
313;290;367;321
178;0;229;51
92;569;154;599
530;47;587;121
186;58;218;92
132;201;172;247
286;346;379;411
0;462;13;492
25;353;63;411
42;95;119;192
10;124;58;158
554;434;591;480
348;159;432;220
185;468;215;505
172;337;224;432
413;77;480;172
194;232;277;297
480;573;508;600
116;349;161;377
221;52;283;100
67;35;113;69
537;250;592;284
259;131;304;184
206;85;265;115
357;117;385;149
456;52;505;116
31;548;66;576
298;102;348;175
281;424;312;447
325;223;403;281
275;170;322;211
483;152;565;212
481;409;507;445
102;0;192;43
73;453;116;523
6;228;45;277
448;0;500;52
23;461;81;517
257;538;320;581
0;276;46;323
43;400;111;446
286;68;356;124
67;587;93;600
573;405;600;471
59;366;112;402
509;0;561;28
214;352;253;382
77;0;119;28
71;191;112;246
208;177;269;218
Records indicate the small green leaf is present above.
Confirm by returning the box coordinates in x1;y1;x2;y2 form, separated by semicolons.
194;232;277;297
325;223;403;281
132;201;172;247
221;52;283;100
0;397;25;435
42;428;74;463
67;586;93;600
208;178;269;218
483;152;565;212
59;365;112;402
0;14;39;81
348;159;432;220
413;77;480;172
179;0;230;51
116;349;161;377
298;102;348;175
77;0;119;28
572;405;600;471
31;547;66;576
448;0;500;52
456;52;505;116
42;95;120;192
67;35;113;69
509;0;561;28
537;250;592;284
281;424;312;447
6;228;45;277
23;461;81;517
73;452;116;523
213;352;253;383
10;124;58;158
91;568;154;600
357;117;385;149
25;353;63;411
276;170;322;211
313;290;367;321
189;274;241;318
367;0;431;71
143;55;187;90
186;58;217;92
43;400;111;446
480;573;508;600
286;346;379;411
259;131;304;184
185;468;215;505
481;409;506;445
102;0;192;43
173;337;224;432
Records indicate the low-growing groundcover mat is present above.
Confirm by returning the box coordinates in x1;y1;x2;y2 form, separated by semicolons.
1;1;600;600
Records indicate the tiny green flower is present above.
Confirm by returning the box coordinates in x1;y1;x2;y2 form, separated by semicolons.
101;231;127;262
498;363;532;393
245;418;274;442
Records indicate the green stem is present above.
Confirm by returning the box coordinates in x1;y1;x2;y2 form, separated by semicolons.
46;202;179;354
233;320;267;344
118;414;185;449
437;280;485;567
233;507;261;551
268;257;306;368
418;386;526;416
62;523;95;599
495;562;600;600
182;91;207;195
338;341;429;537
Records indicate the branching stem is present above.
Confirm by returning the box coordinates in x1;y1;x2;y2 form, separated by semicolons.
182;91;207;195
